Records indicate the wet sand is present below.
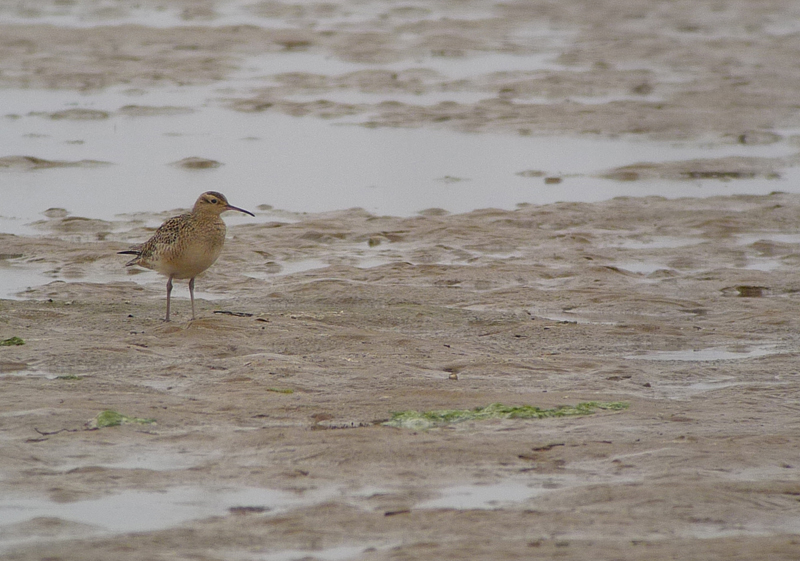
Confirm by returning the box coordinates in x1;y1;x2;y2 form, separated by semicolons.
3;1;800;559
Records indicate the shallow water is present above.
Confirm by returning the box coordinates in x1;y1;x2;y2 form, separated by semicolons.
3;1;800;254
736;233;800;245
0;0;498;30
2;73;800;236
80;451;212;472
625;344;779;362
241;545;372;561
0;485;329;551
604;236;706;250
0;487;291;530
0;262;54;300
416;482;542;509
613;261;671;275
743;258;784;272
0;262;226;301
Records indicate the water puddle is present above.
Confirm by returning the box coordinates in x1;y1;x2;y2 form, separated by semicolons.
736;233;800;245
678;522;800;540
239;50;576;81
0;486;328;548
0;261;230;301
0;1;295;29
400;52;581;78
0;262;54;299
684;378;743;392
532;312;618;325
2;75;800;237
0;369;30;378
86;450;217;472
0;369;64;379
0;0;499;30
743;258;783;272
613;261;671;275
354;256;395;269
237;545;371;561
244;245;523;282
416;472;642;511
245;258;331;281
650;374;788;400
7;443;220;473
605;236;706;249
625;344;779;362
417;482;542;510
1;18;799;242
284;90;493;106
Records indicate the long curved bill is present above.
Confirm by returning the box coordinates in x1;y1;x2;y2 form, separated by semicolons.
225;204;255;217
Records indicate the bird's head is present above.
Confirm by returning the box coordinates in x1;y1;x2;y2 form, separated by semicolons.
193;191;254;217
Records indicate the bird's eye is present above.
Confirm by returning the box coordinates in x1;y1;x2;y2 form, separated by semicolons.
210;198;218;204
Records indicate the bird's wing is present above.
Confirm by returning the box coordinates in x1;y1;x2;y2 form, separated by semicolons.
128;213;190;260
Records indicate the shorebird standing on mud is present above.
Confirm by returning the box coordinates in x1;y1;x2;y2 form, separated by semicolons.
118;191;254;322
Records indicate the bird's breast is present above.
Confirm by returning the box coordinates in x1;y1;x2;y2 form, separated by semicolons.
158;220;226;278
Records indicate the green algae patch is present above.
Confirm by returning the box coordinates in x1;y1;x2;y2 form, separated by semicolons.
89;410;156;429
384;401;629;430
1;336;24;346
266;387;294;394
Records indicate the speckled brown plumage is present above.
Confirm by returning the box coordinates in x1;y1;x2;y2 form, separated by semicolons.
119;191;254;322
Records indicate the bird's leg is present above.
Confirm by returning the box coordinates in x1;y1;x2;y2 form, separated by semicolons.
165;275;174;322
189;277;196;320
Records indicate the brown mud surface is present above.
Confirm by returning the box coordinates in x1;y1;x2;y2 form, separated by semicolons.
2;1;800;560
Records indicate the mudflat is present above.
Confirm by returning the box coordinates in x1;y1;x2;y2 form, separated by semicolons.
2;1;800;559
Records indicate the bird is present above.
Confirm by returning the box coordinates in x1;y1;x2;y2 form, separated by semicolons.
118;191;254;322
